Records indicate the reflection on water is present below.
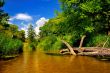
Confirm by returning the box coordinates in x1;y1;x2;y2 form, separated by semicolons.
0;46;110;73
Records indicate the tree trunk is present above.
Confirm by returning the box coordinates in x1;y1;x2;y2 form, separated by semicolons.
62;40;76;55
79;35;86;52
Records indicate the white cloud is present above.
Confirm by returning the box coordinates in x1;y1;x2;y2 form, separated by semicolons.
36;17;49;27
9;18;14;21
8;21;13;24
35;17;49;34
9;13;33;21
34;27;40;35
12;17;48;36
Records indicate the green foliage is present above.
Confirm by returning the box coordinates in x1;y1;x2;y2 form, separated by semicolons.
27;24;37;50
17;30;25;42
87;35;110;48
29;41;39;50
40;14;66;37
0;0;9;25
0;0;25;58
0;0;4;7
52;38;62;50
37;34;80;52
0;33;23;56
27;24;36;43
37;36;57;51
37;36;63;52
38;0;110;52
63;35;75;45
80;0;102;13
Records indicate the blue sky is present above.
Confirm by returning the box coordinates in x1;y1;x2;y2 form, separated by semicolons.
3;0;61;34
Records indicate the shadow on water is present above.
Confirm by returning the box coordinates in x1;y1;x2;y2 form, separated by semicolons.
95;56;110;61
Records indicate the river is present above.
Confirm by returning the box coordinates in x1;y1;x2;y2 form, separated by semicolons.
0;46;110;73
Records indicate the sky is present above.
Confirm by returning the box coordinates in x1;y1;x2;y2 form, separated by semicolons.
3;0;61;34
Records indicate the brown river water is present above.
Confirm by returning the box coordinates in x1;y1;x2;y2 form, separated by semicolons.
0;47;110;73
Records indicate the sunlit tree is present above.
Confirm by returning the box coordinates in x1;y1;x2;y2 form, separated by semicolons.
27;24;36;43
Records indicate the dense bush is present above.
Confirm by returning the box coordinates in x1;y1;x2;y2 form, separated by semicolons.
0;34;23;56
86;35;110;48
63;34;80;47
29;42;37;50
52;38;62;50
37;36;57;52
37;34;80;52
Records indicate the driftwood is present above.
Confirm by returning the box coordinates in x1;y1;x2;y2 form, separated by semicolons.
62;40;76;55
60;47;110;57
79;35;86;51
61;39;110;58
61;35;86;54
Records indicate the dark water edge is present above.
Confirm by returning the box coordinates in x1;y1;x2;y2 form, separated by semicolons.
0;55;19;61
94;56;110;61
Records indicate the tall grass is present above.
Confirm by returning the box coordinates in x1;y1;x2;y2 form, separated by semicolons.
37;35;77;52
37;34;110;53
0;33;23;57
86;35;110;48
37;36;57;52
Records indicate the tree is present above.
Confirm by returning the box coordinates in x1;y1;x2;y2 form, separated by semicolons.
0;0;24;57
0;0;9;25
27;24;36;43
0;0;4;7
38;0;110;53
58;0;110;50
18;30;25;42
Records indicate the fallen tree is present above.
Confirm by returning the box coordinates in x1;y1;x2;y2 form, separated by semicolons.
60;47;110;57
61;40;76;55
60;35;110;56
61;35;86;55
79;35;86;52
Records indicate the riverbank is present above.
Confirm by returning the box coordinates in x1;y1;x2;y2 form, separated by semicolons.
0;55;19;60
0;43;26;60
1;42;110;61
60;47;110;60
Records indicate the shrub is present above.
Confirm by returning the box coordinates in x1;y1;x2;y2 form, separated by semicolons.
52;37;63;51
37;35;79;52
86;35;110;47
29;42;36;50
37;36;58;52
0;33;23;56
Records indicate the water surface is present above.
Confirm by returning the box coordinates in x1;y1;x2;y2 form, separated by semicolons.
0;47;110;73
